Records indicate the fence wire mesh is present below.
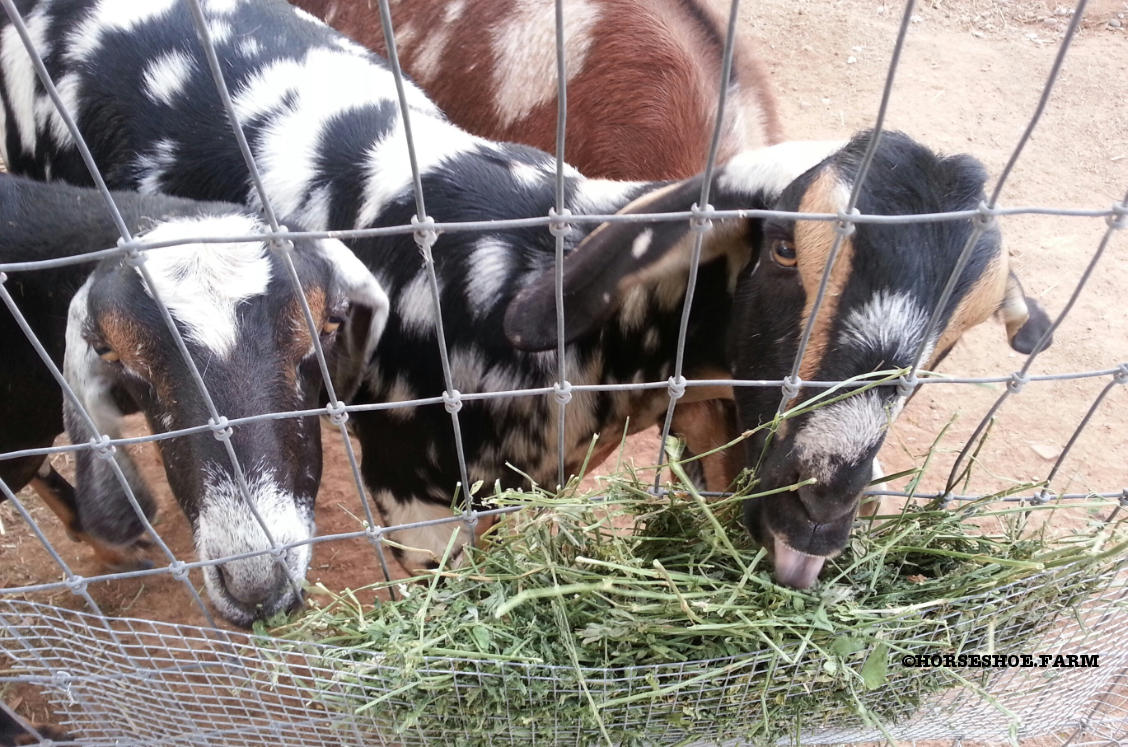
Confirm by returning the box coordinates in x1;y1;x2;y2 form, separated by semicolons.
0;0;1125;743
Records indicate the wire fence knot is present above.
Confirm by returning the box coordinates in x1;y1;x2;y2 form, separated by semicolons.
443;389;463;414
667;375;687;400
689;203;714;233
834;207;860;238
411;214;438;252
781;375;802;401
268;225;294;255
1108;201;1127;230
552;380;573;405
52;669;73;692
1032;488;1055;506
973;200;997;229
326;400;349;426
63;575;87;594
548;207;572;237
167;560;189;581
90;434;116;461
208;416;233;442
1120;489;1128;508
1114;363;1128;386
897;372;919;399
118;238;146;268
1006;372;1029;394
462;509;480;532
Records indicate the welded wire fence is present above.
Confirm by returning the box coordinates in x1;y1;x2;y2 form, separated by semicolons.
0;0;1125;743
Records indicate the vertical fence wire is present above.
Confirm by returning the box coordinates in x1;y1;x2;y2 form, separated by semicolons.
652;0;743;486
553;0;571;490
775;0;916;414
374;0;473;513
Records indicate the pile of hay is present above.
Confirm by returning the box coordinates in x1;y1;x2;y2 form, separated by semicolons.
271;463;1127;744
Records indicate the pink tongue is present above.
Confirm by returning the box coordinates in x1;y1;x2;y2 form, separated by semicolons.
773;536;826;589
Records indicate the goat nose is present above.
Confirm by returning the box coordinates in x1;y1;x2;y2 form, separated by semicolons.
217;559;281;607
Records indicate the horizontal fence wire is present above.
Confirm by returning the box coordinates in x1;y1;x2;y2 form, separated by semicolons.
0;0;1126;744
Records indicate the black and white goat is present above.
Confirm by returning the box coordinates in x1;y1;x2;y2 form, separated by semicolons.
0;0;1049;587
0;174;388;624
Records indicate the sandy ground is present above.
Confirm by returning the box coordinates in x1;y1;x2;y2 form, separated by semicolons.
1;0;1126;734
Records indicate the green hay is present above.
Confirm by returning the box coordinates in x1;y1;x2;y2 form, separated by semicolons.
267;462;1128;746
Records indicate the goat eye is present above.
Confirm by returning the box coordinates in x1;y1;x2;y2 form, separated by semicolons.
321;315;345;335
94;344;119;362
770;239;798;267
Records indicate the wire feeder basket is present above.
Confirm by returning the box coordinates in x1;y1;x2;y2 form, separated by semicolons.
3;546;1126;746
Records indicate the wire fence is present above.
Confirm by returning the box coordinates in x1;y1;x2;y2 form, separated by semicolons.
0;0;1125;743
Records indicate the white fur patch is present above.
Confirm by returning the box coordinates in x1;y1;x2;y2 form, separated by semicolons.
397;270;438;337
718;140;847;201
63;278;128;437
410;1;467;84
509;160;547;188
231;47;440;224
207;0;243;13
384;375;419;421
41;73;80;149
195;467;313;620
0;87;7;164
840;290;933;364
142;49;195;107
135;138;179;194
489;0;601;127
138;215;273;358
356;114;483;226
65;0;179;65
1;7;51;156
570;177;644;215
618;286;649;334
237;37;262;58
465;238;512;318
630;229;653;259
793;390;896;480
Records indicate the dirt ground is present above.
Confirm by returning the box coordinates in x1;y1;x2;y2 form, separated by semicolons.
1;0;1126;733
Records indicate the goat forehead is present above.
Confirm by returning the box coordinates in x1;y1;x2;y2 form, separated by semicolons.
134;215;274;358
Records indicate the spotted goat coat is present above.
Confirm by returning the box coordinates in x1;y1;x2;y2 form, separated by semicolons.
0;0;1049;584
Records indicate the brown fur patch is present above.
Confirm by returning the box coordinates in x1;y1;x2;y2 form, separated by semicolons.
98;310;168;396
671;399;742;491
293;0;781;181
30;475;149;570
933;251;1008;362
793;168;855;383
280;286;328;389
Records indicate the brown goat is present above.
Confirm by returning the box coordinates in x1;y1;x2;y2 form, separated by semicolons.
293;0;782;181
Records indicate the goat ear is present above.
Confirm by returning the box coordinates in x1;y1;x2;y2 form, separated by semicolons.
317;238;390;401
504;140;845;352
62;278;155;546
998;270;1053;354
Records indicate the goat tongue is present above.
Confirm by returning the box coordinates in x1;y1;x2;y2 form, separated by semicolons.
772;536;826;589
